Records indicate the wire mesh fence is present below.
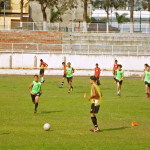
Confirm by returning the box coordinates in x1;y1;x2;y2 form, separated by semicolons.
0;21;150;33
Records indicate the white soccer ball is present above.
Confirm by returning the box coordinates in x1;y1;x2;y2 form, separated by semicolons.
43;123;50;131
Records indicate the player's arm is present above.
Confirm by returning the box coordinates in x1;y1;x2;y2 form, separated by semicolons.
45;63;48;68
72;68;75;73
65;68;67;75
119;72;124;81
28;82;34;95
88;86;96;101
114;70;117;78
40;87;42;94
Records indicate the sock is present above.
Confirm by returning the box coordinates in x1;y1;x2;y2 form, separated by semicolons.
61;82;64;86
91;116;98;128
35;103;38;111
41;77;43;82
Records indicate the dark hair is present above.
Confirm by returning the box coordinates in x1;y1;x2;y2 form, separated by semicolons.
90;76;100;85
118;64;122;68
115;60;118;62
40;59;43;62
62;62;65;64
145;63;148;67
96;63;98;65
34;75;39;78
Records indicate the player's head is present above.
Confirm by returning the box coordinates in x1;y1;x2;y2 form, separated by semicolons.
62;62;66;66
145;63;148;68
90;76;100;85
34;75;39;82
40;59;43;62
115;59;118;64
118;64;122;70
147;65;150;71
67;62;71;67
96;63;98;67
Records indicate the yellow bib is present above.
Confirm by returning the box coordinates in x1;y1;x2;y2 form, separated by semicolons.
91;84;102;105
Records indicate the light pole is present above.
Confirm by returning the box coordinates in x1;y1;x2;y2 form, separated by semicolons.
140;9;141;32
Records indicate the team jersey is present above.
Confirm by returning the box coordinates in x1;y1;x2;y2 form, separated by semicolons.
40;62;46;67
91;84;102;105
31;81;42;94
114;64;118;71
116;69;124;80
144;71;150;83
95;67;100;78
66;67;73;78
64;65;67;74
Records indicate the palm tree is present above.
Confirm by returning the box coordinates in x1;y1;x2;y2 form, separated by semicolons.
115;12;129;29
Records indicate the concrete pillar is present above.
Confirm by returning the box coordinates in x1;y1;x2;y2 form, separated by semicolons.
34;56;37;68
10;55;12;69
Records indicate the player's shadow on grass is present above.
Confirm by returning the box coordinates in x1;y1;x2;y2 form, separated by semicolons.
102;126;130;132
41;110;63;114
0;132;10;135
125;96;142;98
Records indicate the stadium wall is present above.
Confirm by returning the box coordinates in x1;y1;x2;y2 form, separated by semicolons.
0;53;148;77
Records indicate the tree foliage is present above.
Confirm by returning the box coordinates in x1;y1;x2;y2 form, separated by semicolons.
115;12;129;24
141;0;150;11
29;0;78;22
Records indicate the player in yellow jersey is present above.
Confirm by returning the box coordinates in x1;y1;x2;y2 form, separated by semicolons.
88;76;102;132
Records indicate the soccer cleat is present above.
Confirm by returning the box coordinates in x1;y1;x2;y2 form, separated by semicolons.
59;86;63;88
34;110;37;113
90;128;100;132
68;90;70;93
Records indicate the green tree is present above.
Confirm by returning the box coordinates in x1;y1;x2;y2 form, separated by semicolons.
92;0;127;32
115;12;129;24
29;0;77;22
141;0;150;30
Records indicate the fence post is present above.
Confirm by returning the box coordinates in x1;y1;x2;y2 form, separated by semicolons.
97;24;98;33
10;55;12;69
88;44;90;54
37;44;39;53
106;22;109;33
33;22;35;31
137;46;138;56
12;43;14;53
62;44;64;54
72;23;74;32
112;45;113;55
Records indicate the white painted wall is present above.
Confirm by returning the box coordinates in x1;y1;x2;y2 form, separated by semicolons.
0;53;149;77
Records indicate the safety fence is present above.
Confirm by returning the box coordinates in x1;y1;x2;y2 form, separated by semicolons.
0;21;150;33
0;43;150;56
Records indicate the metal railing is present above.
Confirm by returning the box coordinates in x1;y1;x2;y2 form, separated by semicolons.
0;43;150;56
0;21;150;33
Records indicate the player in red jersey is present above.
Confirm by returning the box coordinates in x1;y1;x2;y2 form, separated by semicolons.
40;59;48;83
59;62;67;88
113;59;118;82
94;63;100;85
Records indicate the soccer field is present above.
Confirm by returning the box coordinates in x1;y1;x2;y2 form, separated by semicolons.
0;76;150;150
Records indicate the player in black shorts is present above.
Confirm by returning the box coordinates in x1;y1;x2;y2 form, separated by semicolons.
88;76;102;132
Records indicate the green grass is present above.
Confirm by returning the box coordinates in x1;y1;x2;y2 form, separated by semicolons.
0;76;150;150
